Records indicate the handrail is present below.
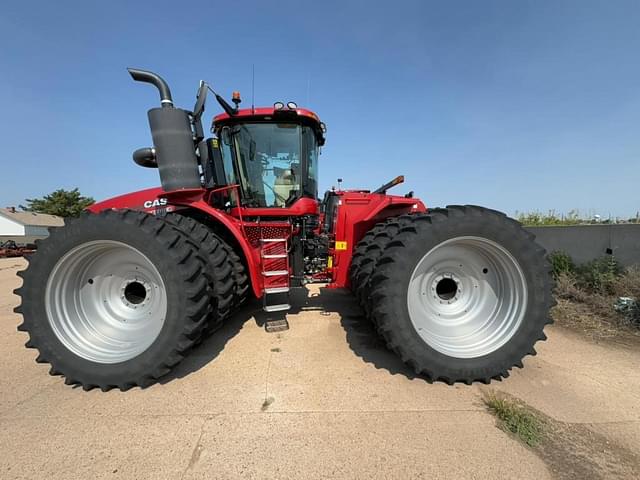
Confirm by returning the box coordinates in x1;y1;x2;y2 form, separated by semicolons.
206;184;247;239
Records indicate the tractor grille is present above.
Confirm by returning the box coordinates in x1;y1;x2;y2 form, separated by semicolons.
244;224;292;247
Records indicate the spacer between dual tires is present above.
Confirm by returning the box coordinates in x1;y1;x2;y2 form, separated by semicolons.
14;209;211;391
367;205;554;384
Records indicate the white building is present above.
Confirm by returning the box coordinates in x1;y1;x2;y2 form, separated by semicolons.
0;208;64;244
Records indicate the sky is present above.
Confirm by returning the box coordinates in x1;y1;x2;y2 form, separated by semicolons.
0;0;639;218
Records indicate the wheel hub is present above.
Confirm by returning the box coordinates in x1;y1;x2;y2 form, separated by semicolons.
433;273;462;304
121;279;151;308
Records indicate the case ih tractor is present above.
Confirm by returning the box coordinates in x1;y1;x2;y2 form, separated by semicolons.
14;69;552;390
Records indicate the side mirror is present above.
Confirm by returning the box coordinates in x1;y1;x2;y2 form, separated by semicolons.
193;80;208;119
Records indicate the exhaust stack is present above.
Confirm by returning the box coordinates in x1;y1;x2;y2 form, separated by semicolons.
128;68;201;192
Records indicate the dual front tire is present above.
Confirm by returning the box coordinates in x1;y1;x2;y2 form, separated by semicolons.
350;205;553;384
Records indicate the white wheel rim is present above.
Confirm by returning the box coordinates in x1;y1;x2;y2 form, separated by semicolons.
45;241;167;364
407;236;528;358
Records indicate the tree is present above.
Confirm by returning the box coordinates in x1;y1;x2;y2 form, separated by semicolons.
20;188;95;217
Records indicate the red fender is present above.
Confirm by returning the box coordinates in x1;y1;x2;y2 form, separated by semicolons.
328;191;427;288
178;199;263;297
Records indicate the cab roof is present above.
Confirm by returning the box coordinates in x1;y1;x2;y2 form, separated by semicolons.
212;107;325;145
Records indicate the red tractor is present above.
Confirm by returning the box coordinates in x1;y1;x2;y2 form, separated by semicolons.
14;69;552;390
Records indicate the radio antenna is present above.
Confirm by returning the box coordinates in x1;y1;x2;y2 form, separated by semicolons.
251;64;255;113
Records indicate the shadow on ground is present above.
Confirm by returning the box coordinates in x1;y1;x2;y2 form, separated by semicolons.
159;302;260;384
299;286;424;382
159;284;424;385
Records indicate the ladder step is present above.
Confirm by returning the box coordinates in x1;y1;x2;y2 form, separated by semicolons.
265;318;289;332
262;270;288;277
264;287;290;294
260;238;287;243
264;303;291;313
262;254;287;259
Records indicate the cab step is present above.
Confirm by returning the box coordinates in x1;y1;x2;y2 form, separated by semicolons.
262;270;289;277
264;287;290;294
264;303;291;313
265;318;289;333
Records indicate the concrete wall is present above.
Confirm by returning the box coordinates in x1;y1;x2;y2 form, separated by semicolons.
527;224;640;267
24;225;52;237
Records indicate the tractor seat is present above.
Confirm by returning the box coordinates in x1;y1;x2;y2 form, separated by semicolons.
273;169;296;207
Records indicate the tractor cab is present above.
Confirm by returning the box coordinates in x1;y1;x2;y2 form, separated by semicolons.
210;106;325;209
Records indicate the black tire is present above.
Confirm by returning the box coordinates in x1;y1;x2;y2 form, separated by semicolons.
349;222;385;293
352;216;413;316
222;240;249;307
196;220;250;308
164;214;235;334
369;205;553;384
14;210;210;391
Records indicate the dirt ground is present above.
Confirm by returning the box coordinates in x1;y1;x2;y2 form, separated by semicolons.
1;257;639;479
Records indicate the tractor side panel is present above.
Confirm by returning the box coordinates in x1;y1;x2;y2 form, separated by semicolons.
88;187;170;214
328;192;426;288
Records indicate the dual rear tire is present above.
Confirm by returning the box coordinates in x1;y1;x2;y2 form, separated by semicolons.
350;205;553;384
14;210;242;391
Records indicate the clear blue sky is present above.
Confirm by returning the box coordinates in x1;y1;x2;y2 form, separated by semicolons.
1;1;638;217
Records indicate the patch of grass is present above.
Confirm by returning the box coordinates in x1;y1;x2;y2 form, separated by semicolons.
483;393;544;447
516;210;640;226
552;299;623;340
612;266;640;297
516;210;585;226
554;272;587;302
548;251;576;279
550;253;640;338
549;251;621;294
576;256;621;295
483;393;640;478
